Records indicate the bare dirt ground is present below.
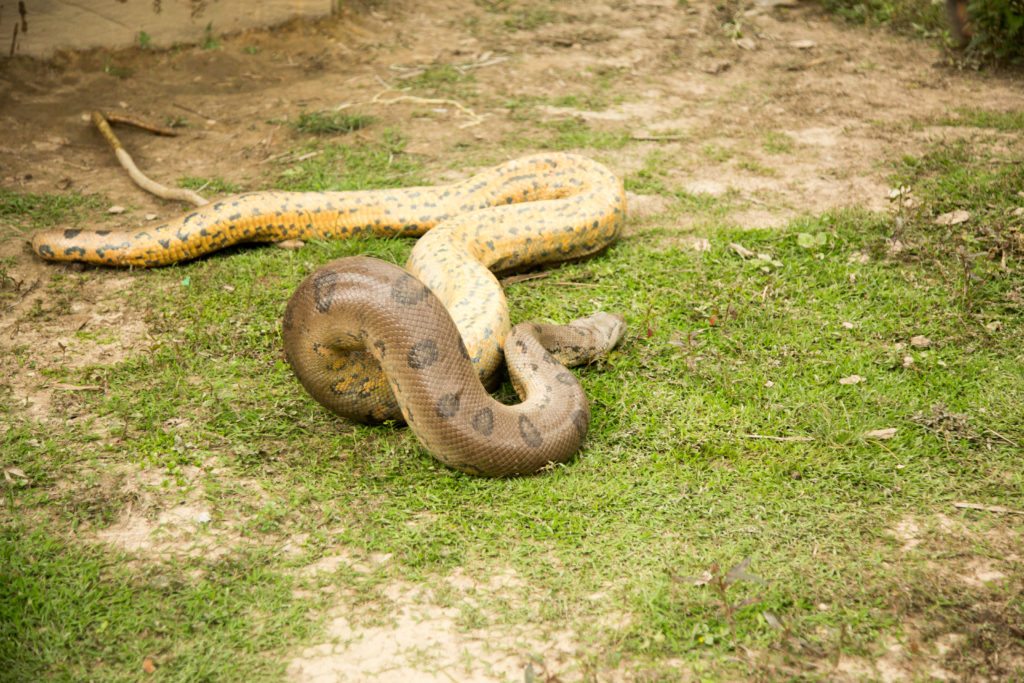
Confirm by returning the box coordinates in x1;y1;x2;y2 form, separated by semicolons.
2;0;1023;680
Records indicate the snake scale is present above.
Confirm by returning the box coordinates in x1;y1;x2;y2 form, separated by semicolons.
32;153;628;476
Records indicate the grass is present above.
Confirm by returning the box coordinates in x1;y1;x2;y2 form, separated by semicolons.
177;176;242;195
0;188;104;229
505;118;632;151
939;107;1024;131
2;133;1023;679
403;65;477;98
274;131;425;191
293;111;375;135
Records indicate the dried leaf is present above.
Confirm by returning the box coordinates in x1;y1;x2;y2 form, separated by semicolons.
934;209;970;226
725;557;763;585
142;657;156;674
839;374;864;385
910;335;931;348
4;467;28;483
691;570;713;586
730;242;755;259
864;428;897;440
789;39;816;49
762;611;783;630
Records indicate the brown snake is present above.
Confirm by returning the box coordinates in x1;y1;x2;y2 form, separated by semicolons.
32;153;628;475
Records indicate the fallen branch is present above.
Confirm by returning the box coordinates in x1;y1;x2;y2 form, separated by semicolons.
953;502;1024;516
91;111;208;207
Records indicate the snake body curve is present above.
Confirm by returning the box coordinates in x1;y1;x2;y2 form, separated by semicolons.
284;257;625;476
32;153;627;474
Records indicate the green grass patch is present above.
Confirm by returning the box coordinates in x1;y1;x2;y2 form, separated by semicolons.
0;525;316;681
939;107;1024;131
818;0;949;36
514;118;632;151
0;189;104;229
177;176;242;195
293;111;375;135
3;138;1023;678
762;131;795;154
403;65;477;98
503;6;561;31
274;131;425;191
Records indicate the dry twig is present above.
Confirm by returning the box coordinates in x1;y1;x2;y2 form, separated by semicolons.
91;111;208;207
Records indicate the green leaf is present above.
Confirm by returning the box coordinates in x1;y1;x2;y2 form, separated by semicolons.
796;232;828;249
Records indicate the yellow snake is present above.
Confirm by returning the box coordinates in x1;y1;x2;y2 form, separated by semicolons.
32;153;628;475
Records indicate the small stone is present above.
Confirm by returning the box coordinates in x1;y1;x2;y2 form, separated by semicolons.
1011;207;1024;217
841;321;854;329
145;213;158;221
108;205;126;214
735;37;757;51
902;355;914;368
789;39;816;49
275;239;305;250
910;335;931;348
839;374;864;385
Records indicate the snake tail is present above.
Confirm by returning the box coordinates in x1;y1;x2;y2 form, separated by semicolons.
282;256;626;477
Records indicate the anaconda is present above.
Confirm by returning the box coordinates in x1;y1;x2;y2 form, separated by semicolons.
32;153;628;474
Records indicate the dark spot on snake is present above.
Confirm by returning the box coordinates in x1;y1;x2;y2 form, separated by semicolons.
531;363;539;372
37;244;53;257
229;213;242;221
158;239;170;249
63;246;85;257
471;408;494;436
95;230;110;236
407;339;439;369
556;372;575;385
458;463;486;476
514;339;528;353
543;351;559;365
63;229;81;239
457;337;471;360
435;391;461;419
373;340;387;357
312;269;342;313
572;408;589;437
391;274;430;306
518;415;543;448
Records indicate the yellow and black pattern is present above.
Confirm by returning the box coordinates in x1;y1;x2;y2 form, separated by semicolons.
33;153;628;445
